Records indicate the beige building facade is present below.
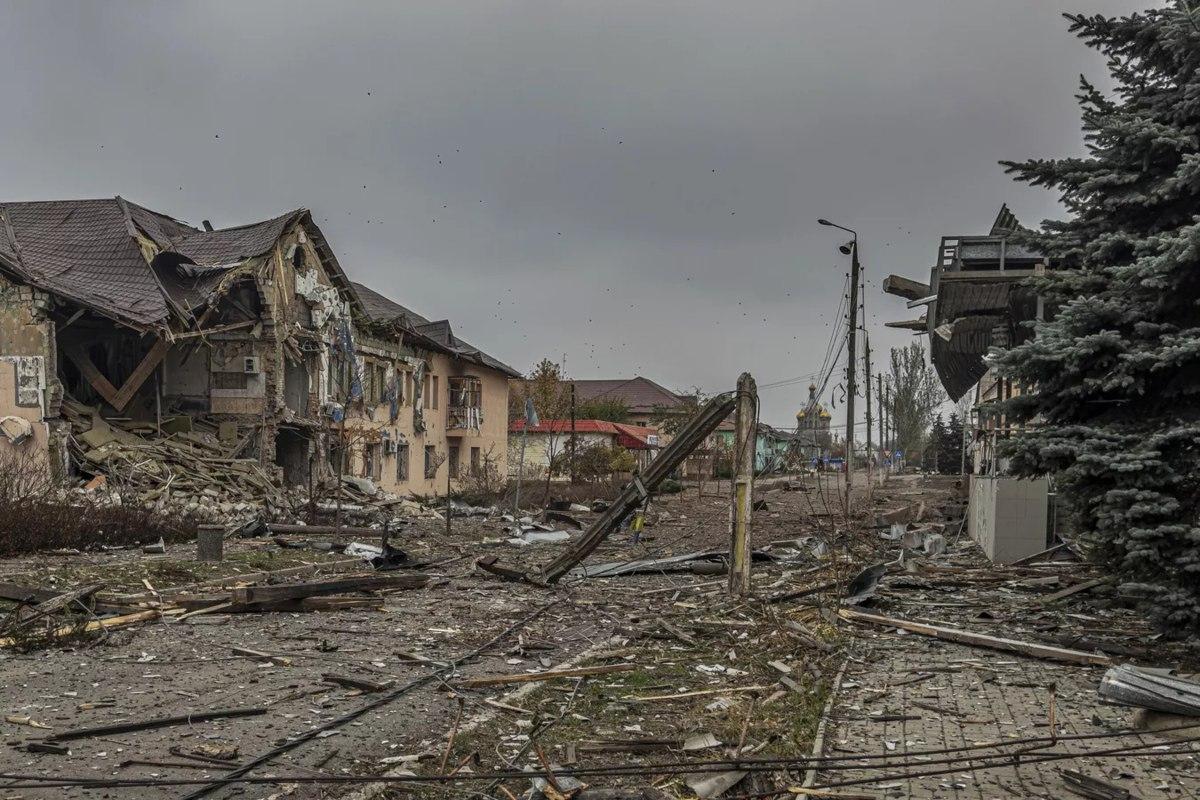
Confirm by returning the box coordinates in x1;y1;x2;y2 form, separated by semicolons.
0;198;517;499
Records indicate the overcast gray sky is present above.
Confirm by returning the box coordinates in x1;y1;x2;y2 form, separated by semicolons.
0;1;1135;430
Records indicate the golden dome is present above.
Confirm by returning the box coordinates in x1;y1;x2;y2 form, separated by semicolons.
819;409;831;419
796;409;807;420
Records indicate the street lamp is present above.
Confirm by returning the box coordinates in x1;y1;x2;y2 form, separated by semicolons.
819;218;861;515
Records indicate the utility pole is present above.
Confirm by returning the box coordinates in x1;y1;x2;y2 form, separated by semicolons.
729;372;757;596
863;332;873;488
818;218;860;515
886;383;894;468
843;239;860;514
876;372;884;474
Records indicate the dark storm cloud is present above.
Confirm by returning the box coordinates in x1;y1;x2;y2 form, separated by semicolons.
0;0;1136;428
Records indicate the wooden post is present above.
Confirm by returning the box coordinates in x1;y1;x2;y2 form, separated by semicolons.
729;373;757;596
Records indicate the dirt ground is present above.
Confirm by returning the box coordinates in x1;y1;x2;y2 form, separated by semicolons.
1;473;1197;800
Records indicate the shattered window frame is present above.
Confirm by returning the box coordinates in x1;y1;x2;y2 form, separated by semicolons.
396;443;410;481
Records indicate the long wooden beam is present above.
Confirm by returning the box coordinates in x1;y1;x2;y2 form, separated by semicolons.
539;394;737;583
838;608;1112;666
882;274;931;301
229;573;428;606
885;318;927;332
63;336;172;412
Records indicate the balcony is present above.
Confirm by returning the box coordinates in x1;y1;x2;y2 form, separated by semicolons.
447;404;483;430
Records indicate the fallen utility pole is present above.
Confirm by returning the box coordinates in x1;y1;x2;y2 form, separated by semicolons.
538;393;737;583
729;372;757;596
838;608;1112;667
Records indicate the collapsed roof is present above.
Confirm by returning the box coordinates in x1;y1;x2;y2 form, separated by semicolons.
0;197;359;330
0;197;516;377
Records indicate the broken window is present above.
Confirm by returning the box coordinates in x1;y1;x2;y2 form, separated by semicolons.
363;361;375;405
448;444;460;478
375;364;387;404
432;376;439;410
470;446;481;475
396;443;410;481
448;376;483;429
364;443;382;481
424;445;437;479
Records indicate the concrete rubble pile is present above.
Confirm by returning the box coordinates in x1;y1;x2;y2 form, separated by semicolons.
63;398;284;517
63;398;447;525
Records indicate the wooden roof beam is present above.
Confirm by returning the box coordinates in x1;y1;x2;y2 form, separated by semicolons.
883;274;931;301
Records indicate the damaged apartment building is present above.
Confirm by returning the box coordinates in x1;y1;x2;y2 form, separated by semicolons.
0;197;518;505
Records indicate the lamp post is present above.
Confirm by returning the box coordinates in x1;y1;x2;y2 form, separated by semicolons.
818;218;860;516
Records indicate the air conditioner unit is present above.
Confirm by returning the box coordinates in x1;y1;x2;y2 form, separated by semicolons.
243;357;261;374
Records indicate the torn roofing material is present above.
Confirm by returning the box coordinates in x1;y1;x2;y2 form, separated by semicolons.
1099;664;1200;717
351;281;521;377
0;199;170;326
0;197;360;329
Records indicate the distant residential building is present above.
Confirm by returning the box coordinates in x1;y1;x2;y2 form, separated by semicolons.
508;418;659;478
570;376;687;427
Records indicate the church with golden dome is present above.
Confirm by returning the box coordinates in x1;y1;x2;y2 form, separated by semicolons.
794;383;832;460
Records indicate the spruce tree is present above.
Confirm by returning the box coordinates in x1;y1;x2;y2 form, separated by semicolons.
995;4;1200;630
928;414;946;472
939;413;964;475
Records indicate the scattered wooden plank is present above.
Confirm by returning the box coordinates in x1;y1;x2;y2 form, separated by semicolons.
1039;578;1107;605
0;609;165;649
231;647;292;667
49;707;267;741
175;601;234;621
107;557;366;603
1008;542;1070;566
837;608;1112;667
483;698;533;716
322;673;394;693
230;574;428;606
459;663;636;688
0;581;131;615
626;685;772;702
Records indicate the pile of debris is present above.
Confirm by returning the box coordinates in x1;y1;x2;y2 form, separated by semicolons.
0;567;433;651
63;399;284;517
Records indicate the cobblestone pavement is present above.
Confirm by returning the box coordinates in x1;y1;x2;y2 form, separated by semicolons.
812;611;1200;798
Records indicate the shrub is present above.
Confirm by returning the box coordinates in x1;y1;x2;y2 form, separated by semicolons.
0;454;196;555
